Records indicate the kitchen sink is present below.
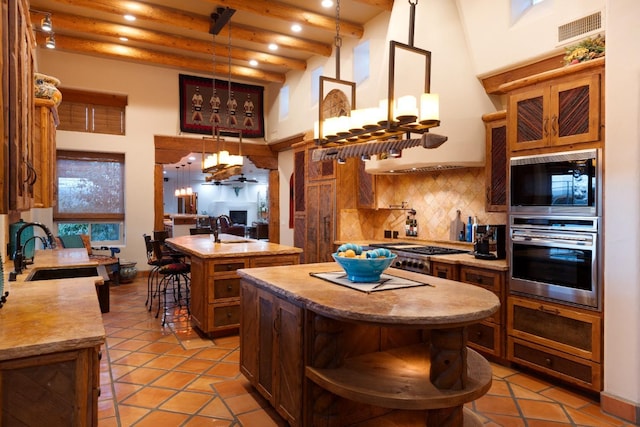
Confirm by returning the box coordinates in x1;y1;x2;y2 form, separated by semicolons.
25;266;100;281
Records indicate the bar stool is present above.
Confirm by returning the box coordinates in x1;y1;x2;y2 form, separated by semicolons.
143;234;173;309
152;239;190;326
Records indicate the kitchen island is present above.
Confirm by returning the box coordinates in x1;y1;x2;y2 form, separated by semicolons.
238;262;500;426
0;270;105;426
165;234;302;336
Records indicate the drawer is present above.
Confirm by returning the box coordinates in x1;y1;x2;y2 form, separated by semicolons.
459;266;503;293
431;261;458;280
250;255;299;268
213;261;246;274
508;337;602;391
468;321;502;358
508;296;602;362
211;278;240;301
211;304;241;329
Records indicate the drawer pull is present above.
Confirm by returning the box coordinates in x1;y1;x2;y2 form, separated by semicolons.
227;311;232;317
545;357;553;366
538;305;560;315
476;331;483;338
227;285;232;291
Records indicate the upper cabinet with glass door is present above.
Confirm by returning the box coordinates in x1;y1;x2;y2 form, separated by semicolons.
501;58;604;153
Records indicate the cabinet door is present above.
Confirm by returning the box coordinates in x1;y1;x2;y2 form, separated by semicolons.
356;160;376;209
33;101;57;208
483;112;507;211
306;181;335;263
508;87;549;152
273;296;303;425
551;74;601;147
243;286;303;426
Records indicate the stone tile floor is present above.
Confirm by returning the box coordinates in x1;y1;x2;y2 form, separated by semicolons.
97;275;636;426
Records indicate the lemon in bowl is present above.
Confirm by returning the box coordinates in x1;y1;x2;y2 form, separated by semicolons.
333;247;397;282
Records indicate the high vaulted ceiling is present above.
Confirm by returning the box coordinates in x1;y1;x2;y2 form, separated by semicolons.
29;0;393;86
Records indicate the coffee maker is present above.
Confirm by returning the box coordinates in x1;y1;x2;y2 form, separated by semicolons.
474;224;506;260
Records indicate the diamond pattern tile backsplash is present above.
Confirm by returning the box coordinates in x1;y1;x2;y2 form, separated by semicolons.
339;167;507;243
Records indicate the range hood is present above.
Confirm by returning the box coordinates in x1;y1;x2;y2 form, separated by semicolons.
364;130;486;174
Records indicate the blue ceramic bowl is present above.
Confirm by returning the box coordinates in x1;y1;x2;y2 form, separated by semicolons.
332;253;397;283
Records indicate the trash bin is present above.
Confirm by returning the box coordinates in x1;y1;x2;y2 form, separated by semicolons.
95;282;110;313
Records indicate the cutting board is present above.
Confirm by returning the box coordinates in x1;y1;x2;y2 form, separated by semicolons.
450;210;465;241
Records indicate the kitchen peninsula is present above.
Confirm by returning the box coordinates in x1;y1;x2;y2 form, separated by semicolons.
165;234;302;336
1;254;105;426
238;262;500;426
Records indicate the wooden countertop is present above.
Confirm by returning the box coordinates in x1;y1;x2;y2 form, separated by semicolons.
0;277;106;361
166;234;302;259
237;262;499;328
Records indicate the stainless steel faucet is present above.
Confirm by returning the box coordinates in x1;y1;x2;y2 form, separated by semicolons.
9;222;57;281
212;216;223;243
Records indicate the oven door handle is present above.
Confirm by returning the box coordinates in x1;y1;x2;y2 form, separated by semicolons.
512;234;594;247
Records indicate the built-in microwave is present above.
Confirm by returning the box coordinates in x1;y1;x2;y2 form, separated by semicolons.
510;148;601;216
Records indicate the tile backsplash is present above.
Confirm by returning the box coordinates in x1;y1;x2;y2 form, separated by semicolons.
339;167;507;242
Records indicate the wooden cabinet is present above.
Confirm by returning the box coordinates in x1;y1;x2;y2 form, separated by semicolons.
1;346;101;426
503;58;604;153
507;295;603;391
293;142;337;264
482;111;507;212
33;98;58;208
240;282;303;426
356;159;376;209
305;181;336;263
460;266;505;358
431;261;458;280
190;253;300;336
3;0;35;212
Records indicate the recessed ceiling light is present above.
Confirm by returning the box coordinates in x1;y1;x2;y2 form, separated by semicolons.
321;0;334;7
268;43;278;51
249;59;258;67
119;36;129;42
291;24;302;33
124;14;136;22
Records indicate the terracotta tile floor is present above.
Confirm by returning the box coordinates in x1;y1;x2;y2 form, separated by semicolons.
98;276;636;426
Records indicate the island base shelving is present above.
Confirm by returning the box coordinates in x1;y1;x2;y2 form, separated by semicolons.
239;263;500;427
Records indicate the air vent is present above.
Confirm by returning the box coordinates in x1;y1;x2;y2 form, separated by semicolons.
557;11;604;46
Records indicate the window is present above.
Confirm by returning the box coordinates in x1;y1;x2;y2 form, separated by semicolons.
57;88;128;135
353;40;370;85
55;150;125;245
311;66;323;105
279;84;290;120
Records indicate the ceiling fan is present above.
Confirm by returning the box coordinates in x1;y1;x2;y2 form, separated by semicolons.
228;173;258;184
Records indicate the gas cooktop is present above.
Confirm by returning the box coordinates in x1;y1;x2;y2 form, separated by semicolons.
370;243;469;256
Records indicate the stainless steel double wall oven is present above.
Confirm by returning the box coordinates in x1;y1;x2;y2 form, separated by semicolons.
509;148;602;310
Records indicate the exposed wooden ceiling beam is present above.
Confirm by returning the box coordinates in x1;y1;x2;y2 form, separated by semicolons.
43;0;333;56
39;33;286;83
198;0;365;38
37;11;307;71
354;0;394;11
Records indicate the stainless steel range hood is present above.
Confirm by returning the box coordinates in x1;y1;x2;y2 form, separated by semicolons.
364;131;485;174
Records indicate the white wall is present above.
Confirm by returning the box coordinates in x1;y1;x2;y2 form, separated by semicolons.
601;0;640;407
37;50;187;268
457;0;605;76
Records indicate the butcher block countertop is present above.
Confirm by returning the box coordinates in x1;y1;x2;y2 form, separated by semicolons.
165;234;302;259
237;262;500;327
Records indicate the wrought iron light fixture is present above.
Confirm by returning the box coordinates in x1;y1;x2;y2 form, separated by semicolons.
201;8;244;180
314;0;446;162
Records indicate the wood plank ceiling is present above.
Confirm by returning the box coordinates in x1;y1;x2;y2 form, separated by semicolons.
29;0;394;86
